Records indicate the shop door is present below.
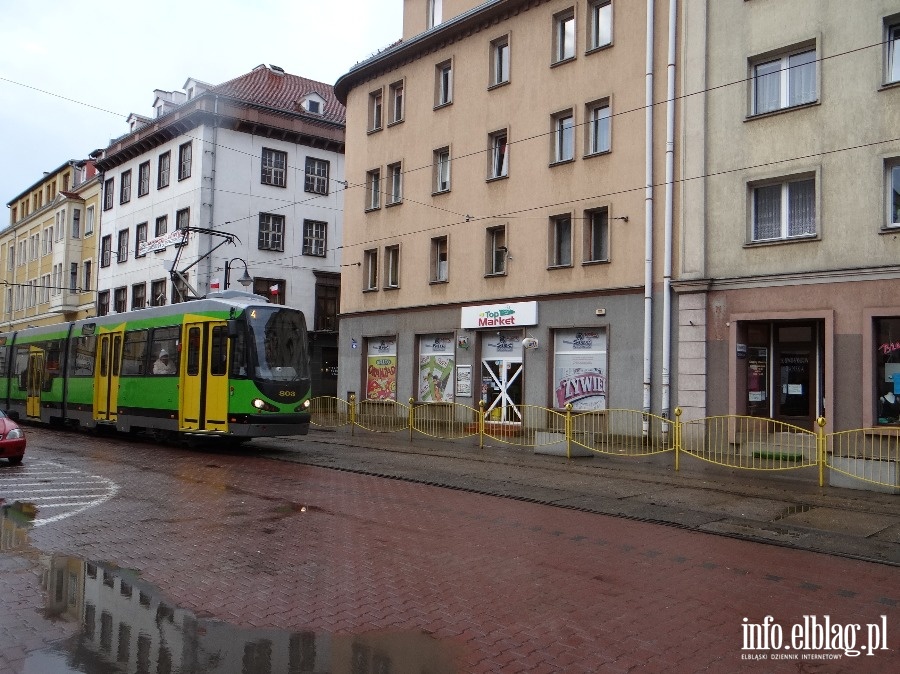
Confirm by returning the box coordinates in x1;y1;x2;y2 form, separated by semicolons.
481;358;523;422
93;331;123;422
773;324;816;430
25;348;44;419
181;321;229;432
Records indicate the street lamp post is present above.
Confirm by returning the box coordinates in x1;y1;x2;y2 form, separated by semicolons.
224;258;253;289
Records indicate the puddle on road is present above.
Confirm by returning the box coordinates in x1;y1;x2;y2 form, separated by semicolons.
2;505;460;674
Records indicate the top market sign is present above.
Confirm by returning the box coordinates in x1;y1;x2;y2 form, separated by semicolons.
460;301;538;329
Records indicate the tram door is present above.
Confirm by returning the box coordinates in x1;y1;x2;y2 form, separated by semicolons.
94;330;124;422
25;347;45;419
181;320;229;432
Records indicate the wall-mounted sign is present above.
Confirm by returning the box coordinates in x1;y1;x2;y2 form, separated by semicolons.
460;301;537;329
456;365;472;397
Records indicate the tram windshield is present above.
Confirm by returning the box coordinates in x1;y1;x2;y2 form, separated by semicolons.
245;306;310;382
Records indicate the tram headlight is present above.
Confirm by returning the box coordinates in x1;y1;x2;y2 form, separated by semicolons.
251;398;279;413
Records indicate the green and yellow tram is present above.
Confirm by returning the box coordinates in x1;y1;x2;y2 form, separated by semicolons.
0;290;311;439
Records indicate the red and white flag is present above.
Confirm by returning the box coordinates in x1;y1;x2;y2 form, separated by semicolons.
270;284;279;294
210;278;221;290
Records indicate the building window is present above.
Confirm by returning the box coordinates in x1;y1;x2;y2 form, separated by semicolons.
261;148;287;187
114;287;127;313
117;230;129;262
101;235;112;267
550;215;572;267
120;170;132;204
589;1;612;51
487;226;507;275
553;111;575;163
491;36;510;86
303;219;327;256
369;89;383;131
178;141;192;180
366;337;398;400
138;161;150;197
384;245;400;288
252;278;285;305
874;317;900;425
554;328;607;410
431;236;448;282
98;290;110;316
387;163;403;205
364;249;378;291
158;151;170;188
103;178;114;210
171;273;189;304
155;215;168;239
68;263;77;293
85;206;94;236
72;209;81;238
587;100;611;155
436;61;453;107
886;22;900;84
887;161;900;228
489;130;509;179
554;9;576;63
752;47;817;115
83;260;92;293
304;157;329;195
150;278;166;306
434;148;451;193
135;222;148;258
427;0;442;29
584;208;609;262
366;169;381;210
314;273;340;331
418;334;455;402
132;283;146;310
389;81;404;123
752;176;816;241
258;213;285;251
175;208;189;234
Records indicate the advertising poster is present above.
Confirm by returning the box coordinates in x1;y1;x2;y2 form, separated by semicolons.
418;334;455;402
456;365;472;397
553;329;607;410
366;337;397;400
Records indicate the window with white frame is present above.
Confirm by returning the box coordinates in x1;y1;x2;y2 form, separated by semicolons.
52;264;62;296
101;235;112;267
434;148;451;193
258;213;285;251
261;148;287;187
117;229;129;262
304;157;329;195
752;47;817;115
303;219;327;256
138;161;150;197
487;226;507;275
369;89;383;131
589;1;612;51
584;208;609;262
135;222;148;258
175;208;189;246
887;21;900;84
554;9;576;63
6;245;13;271
389;81;404;123
387;162;403;204
427;0;442;29
178;141;192;180
751;175;816;241
103;178;114;210
83;260;92;293
120;170;131;204
364;249;378;290
550;215;572;267
553;110;575;163
72;208;81;238
888;161;900;228
155;214;168;238
69;263;78;293
489;130;509;179
431;236;448;282
85;206;94;236
114;286;127;313
5;288;11;314
491;36;510;86
40;273;50;304
366;169;381;210
384;245;400;288
436;61;453;107
587;100;611;155
158;151;171;188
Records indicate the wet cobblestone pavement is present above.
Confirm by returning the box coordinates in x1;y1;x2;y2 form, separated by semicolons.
1;427;898;673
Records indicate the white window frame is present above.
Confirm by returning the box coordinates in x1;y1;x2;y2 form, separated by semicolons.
887;22;900;84
261;147;287;187
751;47;817;115
367;169;381;210
750;175;817;242
138;161;150;197
589;1;612;51
117;229;129;262
553;111;575;163
487;226;507;275
178;141;192;180
489;130;509;179
550;214;573;267
584;208;609;262
428;0;442;29
120;169;132;204
431;236;448;282
305;157;330;195
258;213;285;251
554;9;576;63
364;249;378;291
369;89;383;131
587;100;611;155
389;81;404;123
888;161;900;228
302;219;327;257
491;36;510;86
436;61;453;107
387;163;403;205
434;148;451;193
384;245;400;288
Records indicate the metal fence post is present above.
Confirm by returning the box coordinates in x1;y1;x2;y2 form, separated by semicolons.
409;397;415;441
674;407;682;472
479;399;485;448
349;394;356;437
565;403;573;459
816;416;827;487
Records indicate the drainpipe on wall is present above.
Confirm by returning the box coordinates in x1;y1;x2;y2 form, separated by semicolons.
661;0;678;435
205;95;219;290
642;0;656;435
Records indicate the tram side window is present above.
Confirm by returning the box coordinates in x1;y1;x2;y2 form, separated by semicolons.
68;336;96;376
150;327;180;375
13;346;29;390
121;330;149;375
229;327;248;378
0;345;7;378
210;326;228;376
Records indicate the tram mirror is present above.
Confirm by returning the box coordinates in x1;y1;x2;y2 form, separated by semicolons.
226;319;240;338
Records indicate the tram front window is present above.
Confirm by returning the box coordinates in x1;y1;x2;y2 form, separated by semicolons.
246;307;310;382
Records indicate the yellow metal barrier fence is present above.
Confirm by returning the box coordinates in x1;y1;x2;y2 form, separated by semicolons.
307;397;899;491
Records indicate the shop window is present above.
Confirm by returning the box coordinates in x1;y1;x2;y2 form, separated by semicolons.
417;334;454;402
553;329;607;410
366;337;397;401
874;317;900;425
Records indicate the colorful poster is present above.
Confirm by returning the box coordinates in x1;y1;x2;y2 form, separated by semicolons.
366;337;397;400
553;329;607;410
418;334;455;402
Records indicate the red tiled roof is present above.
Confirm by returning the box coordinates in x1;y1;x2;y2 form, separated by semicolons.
212;65;345;125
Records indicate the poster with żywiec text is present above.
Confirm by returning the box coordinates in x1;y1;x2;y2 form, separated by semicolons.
553;329;607;410
366;337;397;400
418;334;455;402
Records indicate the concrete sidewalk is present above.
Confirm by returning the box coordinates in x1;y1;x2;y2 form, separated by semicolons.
257;426;900;566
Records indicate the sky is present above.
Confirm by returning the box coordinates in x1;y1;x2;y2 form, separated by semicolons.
0;0;404;202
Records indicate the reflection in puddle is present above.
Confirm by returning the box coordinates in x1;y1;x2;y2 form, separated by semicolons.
1;500;36;551
2;507;459;673
773;503;813;521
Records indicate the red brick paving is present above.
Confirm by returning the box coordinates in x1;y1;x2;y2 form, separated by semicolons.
1;429;899;672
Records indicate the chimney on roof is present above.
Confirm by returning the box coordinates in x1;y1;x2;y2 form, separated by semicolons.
269;64;285;75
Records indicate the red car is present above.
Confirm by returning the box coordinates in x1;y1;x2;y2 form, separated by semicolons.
0;410;26;466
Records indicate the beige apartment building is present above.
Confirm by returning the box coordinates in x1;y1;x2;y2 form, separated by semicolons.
335;0;679;418
2;161;101;331
677;1;900;432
